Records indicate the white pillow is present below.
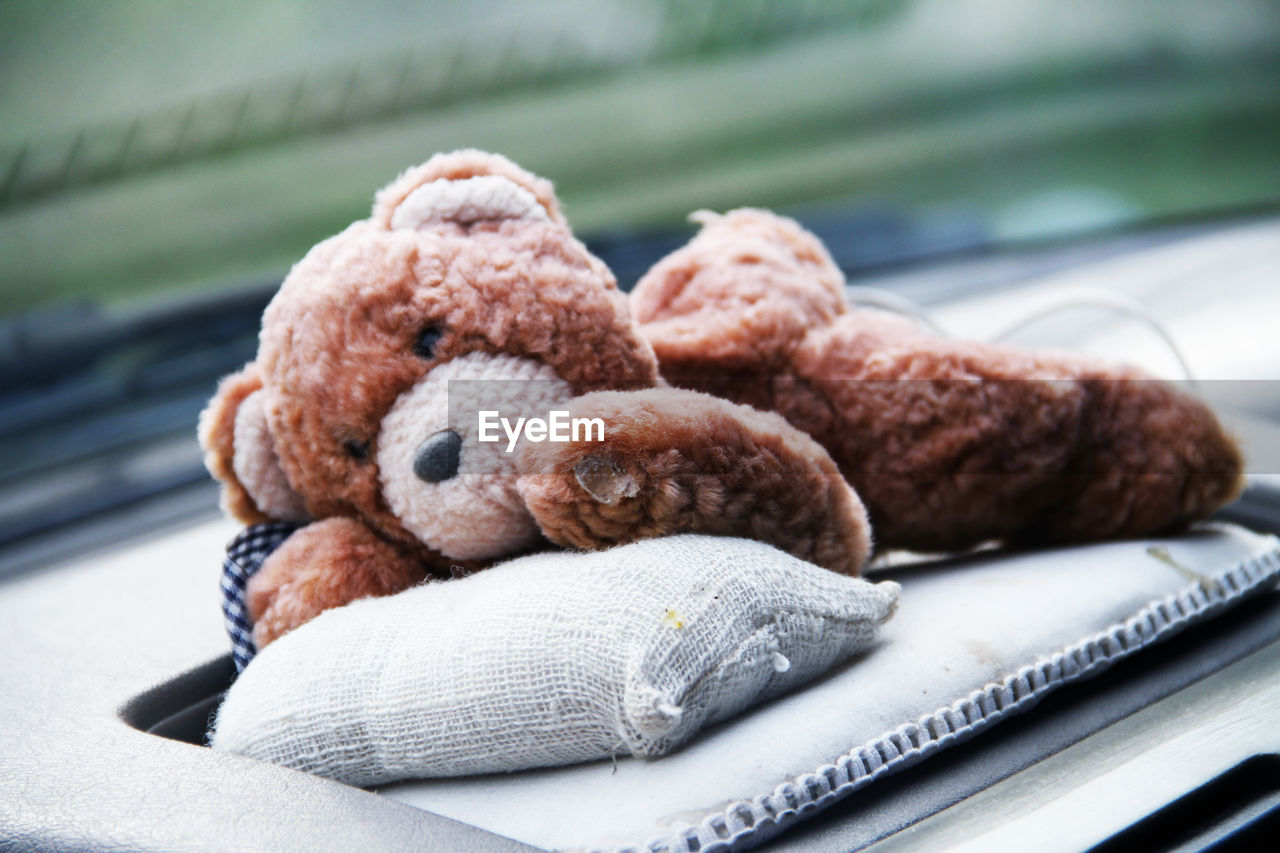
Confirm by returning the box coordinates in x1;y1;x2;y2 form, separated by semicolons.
376;524;1280;853
210;534;900;785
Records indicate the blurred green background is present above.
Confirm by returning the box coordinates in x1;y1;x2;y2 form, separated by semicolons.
2;0;1279;313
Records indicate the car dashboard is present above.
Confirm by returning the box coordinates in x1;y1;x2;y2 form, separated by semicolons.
3;213;1280;852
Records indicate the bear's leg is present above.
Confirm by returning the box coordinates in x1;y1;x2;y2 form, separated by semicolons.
247;517;430;649
784;316;1245;552
1015;374;1246;545
516;387;872;575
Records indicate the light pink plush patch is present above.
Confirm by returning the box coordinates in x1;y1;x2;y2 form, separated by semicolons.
377;352;574;561
390;176;550;230
232;390;309;522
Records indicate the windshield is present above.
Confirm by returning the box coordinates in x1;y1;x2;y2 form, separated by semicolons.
3;0;1278;317
2;0;1279;569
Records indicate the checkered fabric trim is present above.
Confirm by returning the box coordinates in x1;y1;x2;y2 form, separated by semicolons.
222;522;302;672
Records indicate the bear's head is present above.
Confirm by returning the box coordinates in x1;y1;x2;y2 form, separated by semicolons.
201;151;660;569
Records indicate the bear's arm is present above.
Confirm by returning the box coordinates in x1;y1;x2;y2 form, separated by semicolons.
516;387;872;576
247;517;431;649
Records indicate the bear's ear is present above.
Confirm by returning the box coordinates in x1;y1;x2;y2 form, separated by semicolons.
631;209;849;374
198;364;309;525
371;149;566;231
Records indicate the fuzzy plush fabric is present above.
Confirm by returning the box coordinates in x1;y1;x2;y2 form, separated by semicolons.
198;363;271;525
221;522;302;669
518;387;871;575
390;175;551;230
371;148;568;230
376;351;572;561
632;209;1245;553
245;516;429;649
200;151;872;650
231;390;309;522
254;188;659;552
202;151;1242;651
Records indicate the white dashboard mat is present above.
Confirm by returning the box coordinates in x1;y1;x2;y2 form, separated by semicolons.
378;524;1280;852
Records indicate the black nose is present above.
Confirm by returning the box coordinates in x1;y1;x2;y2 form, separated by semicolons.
414;429;462;483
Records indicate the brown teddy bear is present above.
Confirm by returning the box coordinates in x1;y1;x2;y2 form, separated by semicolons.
631;208;1244;552
202;150;1243;654
200;150;871;651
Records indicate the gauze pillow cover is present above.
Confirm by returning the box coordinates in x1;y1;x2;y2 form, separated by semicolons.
210;534;900;784
378;523;1280;853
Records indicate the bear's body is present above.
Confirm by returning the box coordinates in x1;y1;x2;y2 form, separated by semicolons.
632;209;1244;551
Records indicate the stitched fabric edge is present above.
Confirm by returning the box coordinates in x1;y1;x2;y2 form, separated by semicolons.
596;542;1280;853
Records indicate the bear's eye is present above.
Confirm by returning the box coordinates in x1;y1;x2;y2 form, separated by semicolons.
414;324;444;359
342;438;371;463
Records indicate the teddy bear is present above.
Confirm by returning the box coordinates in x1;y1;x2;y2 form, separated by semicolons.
630;208;1245;552
202;149;1244;656
199;150;872;652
